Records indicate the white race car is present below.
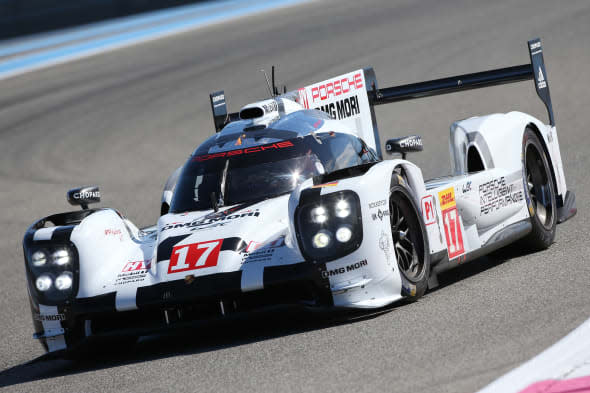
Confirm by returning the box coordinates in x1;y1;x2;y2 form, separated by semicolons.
22;38;576;355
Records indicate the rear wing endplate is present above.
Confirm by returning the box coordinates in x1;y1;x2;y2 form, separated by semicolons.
370;38;554;126
209;90;240;132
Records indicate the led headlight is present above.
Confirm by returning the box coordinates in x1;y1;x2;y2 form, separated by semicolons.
25;242;78;303
335;226;353;243
312;230;332;248
335;199;351;218
311;206;328;224
35;274;52;292
296;190;362;262
51;249;70;266
31;251;47;267
55;272;73;291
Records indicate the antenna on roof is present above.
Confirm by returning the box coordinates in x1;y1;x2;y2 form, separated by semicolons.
272;66;279;96
260;69;274;98
261;66;287;98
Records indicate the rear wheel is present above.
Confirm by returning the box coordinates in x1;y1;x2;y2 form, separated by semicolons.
521;128;556;250
389;182;430;300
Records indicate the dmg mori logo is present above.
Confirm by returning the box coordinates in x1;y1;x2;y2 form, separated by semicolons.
321;259;368;279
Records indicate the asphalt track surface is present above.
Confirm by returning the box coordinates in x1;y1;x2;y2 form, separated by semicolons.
0;0;589;392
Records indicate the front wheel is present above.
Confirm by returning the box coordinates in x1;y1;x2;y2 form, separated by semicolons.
389;182;430;300
521;128;556;250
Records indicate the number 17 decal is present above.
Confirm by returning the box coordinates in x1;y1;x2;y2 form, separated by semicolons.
438;187;465;260
442;207;464;259
168;239;223;274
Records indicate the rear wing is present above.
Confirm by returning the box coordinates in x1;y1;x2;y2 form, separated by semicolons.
296;38;554;159
371;38;554;126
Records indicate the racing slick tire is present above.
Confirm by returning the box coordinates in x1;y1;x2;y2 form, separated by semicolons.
521;128;557;250
389;178;430;301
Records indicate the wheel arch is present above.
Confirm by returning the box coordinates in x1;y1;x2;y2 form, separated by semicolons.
524;121;561;207
390;160;428;206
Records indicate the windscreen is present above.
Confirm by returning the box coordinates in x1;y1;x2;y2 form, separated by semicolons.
169;133;377;213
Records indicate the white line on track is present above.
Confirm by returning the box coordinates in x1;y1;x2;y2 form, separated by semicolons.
478;316;590;393
0;0;309;81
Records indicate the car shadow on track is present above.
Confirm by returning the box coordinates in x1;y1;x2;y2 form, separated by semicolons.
429;242;541;293
0;307;388;389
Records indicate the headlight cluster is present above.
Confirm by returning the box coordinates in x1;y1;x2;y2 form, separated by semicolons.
27;244;78;303
296;191;362;262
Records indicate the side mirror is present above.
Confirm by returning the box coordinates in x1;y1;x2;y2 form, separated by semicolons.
385;135;423;159
67;186;101;210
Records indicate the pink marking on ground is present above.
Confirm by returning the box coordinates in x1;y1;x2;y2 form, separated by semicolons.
519;375;590;393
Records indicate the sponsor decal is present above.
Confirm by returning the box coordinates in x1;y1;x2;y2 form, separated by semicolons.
34;313;66;321
438;187;465;259
421;195;436;226
122;259;151;272
316;95;361;120
310;72;363;103
462;181;472;194
399;136;423;149
243;248;275;263
479;177;524;215
321;259;368;279
537;66;547;89
168;239;222;274
438;187;456;211
242;237;285;263
192;140;294;162
115;259;152;285
162;210;260;232
529;41;541;51
371;208;390;221
73;191;100;199
298;88;309;109
368;200;386;209
379;231;393;268
104;228;123;241
245;237;285;253
212;93;224;103
312;181;338;189
261;101;278;114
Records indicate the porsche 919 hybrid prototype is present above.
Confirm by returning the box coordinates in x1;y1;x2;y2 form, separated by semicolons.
23;38;576;355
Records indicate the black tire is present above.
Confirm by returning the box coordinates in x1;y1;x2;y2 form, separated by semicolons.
521;128;556;250
389;180;430;300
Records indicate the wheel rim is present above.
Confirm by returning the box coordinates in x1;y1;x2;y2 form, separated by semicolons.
525;143;554;229
390;194;424;281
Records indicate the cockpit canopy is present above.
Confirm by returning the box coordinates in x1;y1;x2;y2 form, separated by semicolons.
169;132;378;213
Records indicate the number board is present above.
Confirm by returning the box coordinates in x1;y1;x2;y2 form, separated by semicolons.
168;239;223;274
438;187;465;259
